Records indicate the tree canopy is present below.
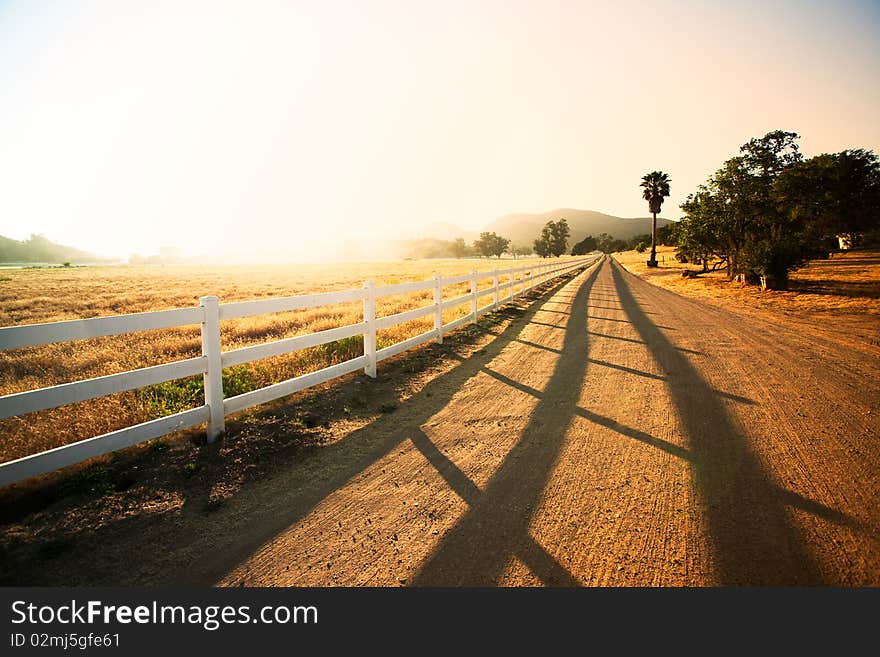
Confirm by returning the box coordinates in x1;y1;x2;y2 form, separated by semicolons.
534;219;570;257
641;171;671;214
571;234;597;255
473;232;511;258
774;148;880;249
510;244;533;259
674;130;880;288
451;237;471;258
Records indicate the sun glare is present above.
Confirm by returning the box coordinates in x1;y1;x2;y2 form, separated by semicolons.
0;0;878;261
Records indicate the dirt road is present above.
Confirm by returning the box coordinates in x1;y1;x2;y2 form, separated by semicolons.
210;256;879;586
6;255;875;586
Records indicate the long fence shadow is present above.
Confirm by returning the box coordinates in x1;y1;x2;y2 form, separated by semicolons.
1;265;599;586
410;264;601;586
184;265;599;585
609;259;824;585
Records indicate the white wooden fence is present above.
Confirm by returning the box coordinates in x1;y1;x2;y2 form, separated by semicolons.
0;255;599;487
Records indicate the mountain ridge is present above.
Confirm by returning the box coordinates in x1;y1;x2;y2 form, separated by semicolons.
408;209;675;246
482;208;674;245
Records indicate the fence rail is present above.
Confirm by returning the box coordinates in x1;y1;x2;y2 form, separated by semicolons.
0;255;600;487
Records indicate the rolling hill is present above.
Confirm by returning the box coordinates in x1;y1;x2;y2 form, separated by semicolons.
483;209;674;245
393;208;677;258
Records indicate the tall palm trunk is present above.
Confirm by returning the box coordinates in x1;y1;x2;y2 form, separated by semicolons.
640;170;669;267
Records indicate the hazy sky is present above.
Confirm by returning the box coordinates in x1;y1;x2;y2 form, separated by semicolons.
1;0;878;260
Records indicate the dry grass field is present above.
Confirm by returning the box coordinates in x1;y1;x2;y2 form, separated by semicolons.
613;246;880;316
612;246;880;363
0;257;554;464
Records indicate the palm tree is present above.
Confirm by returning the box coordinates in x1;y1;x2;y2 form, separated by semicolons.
640;170;671;267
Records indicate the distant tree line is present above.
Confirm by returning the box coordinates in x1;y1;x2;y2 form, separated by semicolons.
673;130;880;289
399;237;478;259
400;214;681;261
0;233;104;264
400;234;531;259
569;227;673;256
529;217;677;258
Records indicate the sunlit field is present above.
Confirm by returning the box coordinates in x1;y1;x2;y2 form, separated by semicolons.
614;246;880;315
0;257;558;463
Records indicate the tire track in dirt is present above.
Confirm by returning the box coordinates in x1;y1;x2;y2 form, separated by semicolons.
219;263;603;586
491;270;690;586
610;259;879;584
608;259;823;584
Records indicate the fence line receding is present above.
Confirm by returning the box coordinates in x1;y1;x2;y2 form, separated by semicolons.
0;255;600;487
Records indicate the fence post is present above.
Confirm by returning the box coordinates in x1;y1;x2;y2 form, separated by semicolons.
199;295;225;442
363;281;377;378
492;270;499;309
433;274;443;344
470;271;478;323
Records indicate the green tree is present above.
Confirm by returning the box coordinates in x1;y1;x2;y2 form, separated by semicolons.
626;233;652;250
533;231;551;258
593;232;627;253
511;244;533;259
775;149;880;250
640;171;671;266
534;220;569;257
549;219;570;256
677;130;823;289
831;149;880;245
496;235;512;258
734;130;804;287
677;131;880;290
570;234;598;255
677;187;729;271
451;237;470;258
677;131;802;285
534;221;556;258
705;156;754;280
742;129;803;177
473;232;510;258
